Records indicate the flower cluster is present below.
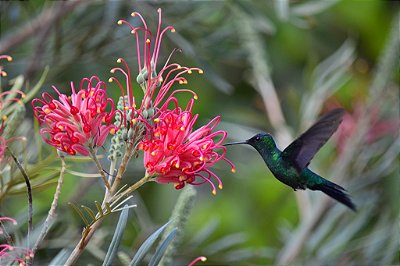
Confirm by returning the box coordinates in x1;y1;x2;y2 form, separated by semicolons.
0;217;34;266
32;76;118;156
32;9;235;193
140;100;235;194
110;8;201;131
110;9;235;193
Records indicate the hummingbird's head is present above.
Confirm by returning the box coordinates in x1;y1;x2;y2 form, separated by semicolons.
224;132;275;151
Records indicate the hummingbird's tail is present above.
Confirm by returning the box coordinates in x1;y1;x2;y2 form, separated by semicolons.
309;179;356;211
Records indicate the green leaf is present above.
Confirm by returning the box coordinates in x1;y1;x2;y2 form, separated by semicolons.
68;202;89;226
102;206;130;266
149;228;177;266
129;221;170;266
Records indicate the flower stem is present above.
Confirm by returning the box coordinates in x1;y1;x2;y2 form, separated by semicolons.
89;148;111;190
65;142;146;265
110;141;135;193
31;153;66;258
111;174;152;203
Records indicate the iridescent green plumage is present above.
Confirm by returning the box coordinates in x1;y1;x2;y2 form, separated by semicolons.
226;108;356;211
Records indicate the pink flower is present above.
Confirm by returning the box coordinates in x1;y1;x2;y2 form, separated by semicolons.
109;8;201;129
32;76;118;156
139;100;235;194
0;217;34;266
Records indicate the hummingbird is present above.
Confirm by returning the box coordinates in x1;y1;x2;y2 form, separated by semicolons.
225;108;356;211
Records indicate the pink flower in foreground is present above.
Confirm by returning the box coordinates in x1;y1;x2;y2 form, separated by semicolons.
109;8;201;129
139;100;235;194
32;76;118;156
0;217;34;266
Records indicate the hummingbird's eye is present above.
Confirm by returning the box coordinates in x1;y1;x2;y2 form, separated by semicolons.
255;136;260;141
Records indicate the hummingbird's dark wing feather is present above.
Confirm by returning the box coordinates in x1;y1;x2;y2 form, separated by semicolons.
281;108;345;170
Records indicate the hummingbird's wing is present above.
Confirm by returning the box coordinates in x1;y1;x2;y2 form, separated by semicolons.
281;108;345;170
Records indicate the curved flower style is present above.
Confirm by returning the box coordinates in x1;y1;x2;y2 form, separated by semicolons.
0;55;12;77
139;100;235;194
109;8;201;130
32;76;118;156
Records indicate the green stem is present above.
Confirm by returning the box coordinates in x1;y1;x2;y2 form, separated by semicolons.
31;154;66;257
89;148;111;190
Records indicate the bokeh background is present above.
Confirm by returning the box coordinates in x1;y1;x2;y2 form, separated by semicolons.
0;1;399;265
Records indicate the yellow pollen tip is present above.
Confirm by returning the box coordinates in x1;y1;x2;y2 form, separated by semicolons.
199;156;204;161
188;70;192;74
110;128;116;134
212;189;217;195
117;58;122;63
154;118;160;123
219;184;223;189
159;77;163;83
180;127;185;131
117;20;123;25
232;168;236;173
2;115;7;121
124;106;129;110
21;93;26;98
201;257;207;262
193;94;198;100
171;28;176;33
146;39;151;44
151;151;156;156
6;56;12;61
108;78;113;83
131;12;136;17
1;73;7;77
179;80;184;84
175;164;180;168
131;119;137;124
198;69;204;74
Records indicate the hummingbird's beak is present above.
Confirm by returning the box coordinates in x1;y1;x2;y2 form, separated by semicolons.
223;140;248;146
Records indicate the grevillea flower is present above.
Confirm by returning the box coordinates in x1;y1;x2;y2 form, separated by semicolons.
109;8;201;130
32;76;118;156
139;100;235;194
0;217;34;266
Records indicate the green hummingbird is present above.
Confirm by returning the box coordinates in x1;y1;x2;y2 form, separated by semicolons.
225;108;356;211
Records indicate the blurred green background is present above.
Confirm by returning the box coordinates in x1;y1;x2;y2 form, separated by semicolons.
0;1;399;265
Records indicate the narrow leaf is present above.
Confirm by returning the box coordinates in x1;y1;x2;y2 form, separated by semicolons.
149;228;177;266
102;206;130;266
129;221;170;266
95;201;104;216
81;205;96;221
105;202;112;214
68;203;89;226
